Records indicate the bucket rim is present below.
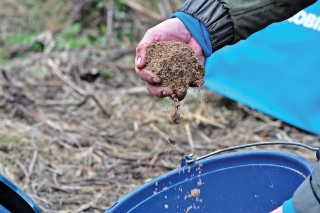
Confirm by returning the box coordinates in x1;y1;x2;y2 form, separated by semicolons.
106;149;315;212
0;174;42;213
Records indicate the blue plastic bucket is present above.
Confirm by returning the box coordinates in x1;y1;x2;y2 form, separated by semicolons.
106;150;315;213
0;174;41;213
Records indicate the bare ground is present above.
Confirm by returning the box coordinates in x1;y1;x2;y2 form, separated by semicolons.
0;47;319;213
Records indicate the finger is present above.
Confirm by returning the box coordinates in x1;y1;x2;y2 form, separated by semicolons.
196;54;205;66
136;18;192;69
146;83;173;98
135;42;149;69
135;29;156;69
135;67;161;84
175;91;187;101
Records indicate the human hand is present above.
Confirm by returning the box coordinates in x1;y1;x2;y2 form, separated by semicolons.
135;18;205;101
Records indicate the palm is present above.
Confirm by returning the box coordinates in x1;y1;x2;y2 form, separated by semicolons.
135;18;204;100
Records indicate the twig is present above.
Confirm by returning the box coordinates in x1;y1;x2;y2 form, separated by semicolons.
109;181;122;204
34;98;88;107
106;0;116;48
103;46;136;62
107;86;148;97
1;69;12;85
7;31;55;58
102;62;135;71
48;59;86;96
163;0;173;15
185;113;226;129
121;0;164;21
185;122;194;152
45;119;83;148
172;0;182;9
149;123;185;153
15;104;40;123
16;159;29;188
89;94;109;118
238;104;279;124
156;1;167;18
48;59;110;117
149;123;168;139
156;0;173;18
198;131;212;143
28;131;38;175
75;192;103;212
136;139;162;162
276;130;293;141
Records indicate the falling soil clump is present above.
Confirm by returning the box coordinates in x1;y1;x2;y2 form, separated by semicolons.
171;102;180;124
146;41;205;124
191;188;201;199
167;137;177;145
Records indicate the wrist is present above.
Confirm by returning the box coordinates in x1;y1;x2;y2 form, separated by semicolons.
176;0;234;52
171;12;212;57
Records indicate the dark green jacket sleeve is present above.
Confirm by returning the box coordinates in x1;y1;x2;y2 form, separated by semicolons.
178;0;317;49
221;0;317;43
293;162;320;213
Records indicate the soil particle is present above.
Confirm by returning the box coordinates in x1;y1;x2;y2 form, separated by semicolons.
186;206;193;213
191;188;200;199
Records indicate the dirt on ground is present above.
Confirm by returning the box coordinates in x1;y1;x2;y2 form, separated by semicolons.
0;47;319;213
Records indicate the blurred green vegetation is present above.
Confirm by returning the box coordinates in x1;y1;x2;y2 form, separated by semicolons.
0;134;21;145
0;0;183;66
100;67;116;79
55;23;95;49
0;0;142;64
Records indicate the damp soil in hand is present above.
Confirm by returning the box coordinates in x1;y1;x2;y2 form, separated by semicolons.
146;41;205;124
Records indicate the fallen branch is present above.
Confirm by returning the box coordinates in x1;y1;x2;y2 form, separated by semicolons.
47;59;110;117
122;0;164;21
185;113;226;129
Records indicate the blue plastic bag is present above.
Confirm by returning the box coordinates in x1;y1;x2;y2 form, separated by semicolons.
204;4;320;135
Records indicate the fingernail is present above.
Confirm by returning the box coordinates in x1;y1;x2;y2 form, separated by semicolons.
137;57;142;64
152;77;160;83
163;91;167;96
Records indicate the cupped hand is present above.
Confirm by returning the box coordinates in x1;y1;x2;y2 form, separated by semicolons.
135;18;205;101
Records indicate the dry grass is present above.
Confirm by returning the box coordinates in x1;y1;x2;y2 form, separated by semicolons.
0;47;319;212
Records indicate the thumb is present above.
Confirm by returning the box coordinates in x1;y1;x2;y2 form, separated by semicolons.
135;27;156;69
135;42;149;69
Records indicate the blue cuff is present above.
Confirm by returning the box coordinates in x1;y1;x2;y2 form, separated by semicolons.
283;198;298;213
170;12;212;58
